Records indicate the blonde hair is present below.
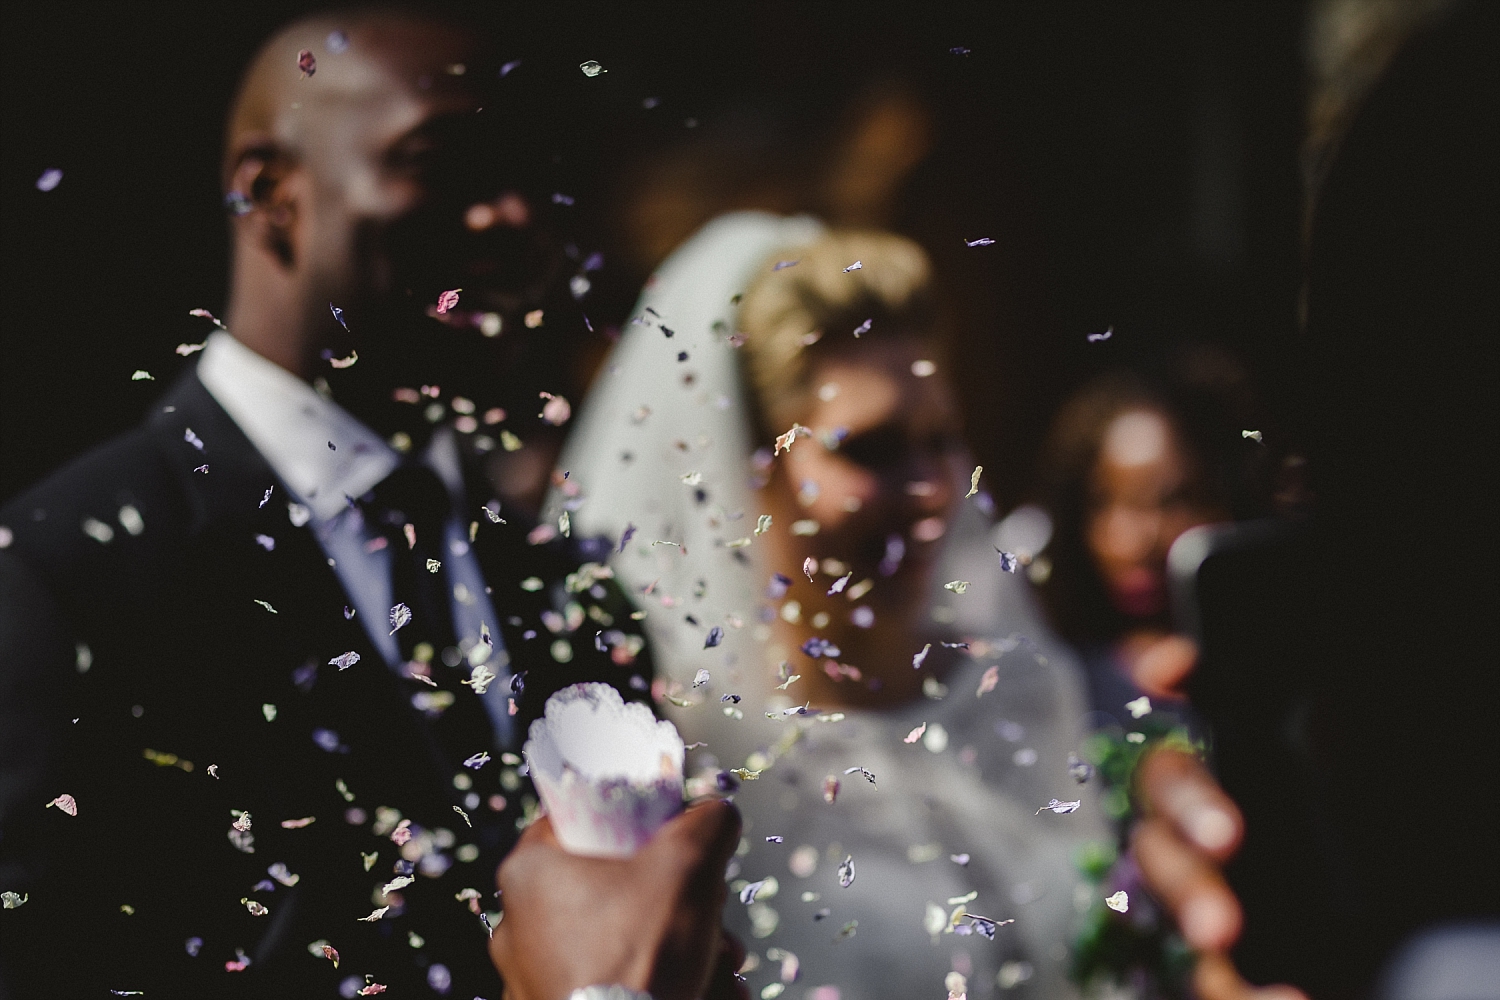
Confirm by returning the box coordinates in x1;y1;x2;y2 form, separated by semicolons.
737;229;936;435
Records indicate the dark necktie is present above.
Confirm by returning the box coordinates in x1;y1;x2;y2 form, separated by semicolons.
362;465;497;774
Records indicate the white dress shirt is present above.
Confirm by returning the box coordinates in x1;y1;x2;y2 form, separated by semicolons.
197;331;513;747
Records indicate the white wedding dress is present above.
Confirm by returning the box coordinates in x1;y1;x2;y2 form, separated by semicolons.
548;213;1106;1000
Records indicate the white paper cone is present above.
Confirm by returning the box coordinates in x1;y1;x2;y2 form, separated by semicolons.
523;683;685;857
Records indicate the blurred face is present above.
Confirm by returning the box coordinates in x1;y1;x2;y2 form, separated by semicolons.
288;29;560;428
1085;408;1223;618
771;338;963;595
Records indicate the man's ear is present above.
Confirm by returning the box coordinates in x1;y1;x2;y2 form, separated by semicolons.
226;144;302;268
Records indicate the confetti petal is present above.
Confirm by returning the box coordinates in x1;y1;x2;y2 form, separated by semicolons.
1105;890;1129;913
436;289;461;314
46;793;77;816
903;724;927;744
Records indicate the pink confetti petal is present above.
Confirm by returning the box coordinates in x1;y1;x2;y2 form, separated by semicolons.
976;665;999;697
46;793;77;816
436;288;461;314
903;723;927;744
297;49;316;76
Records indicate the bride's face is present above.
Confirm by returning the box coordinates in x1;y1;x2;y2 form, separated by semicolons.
774;338;964;593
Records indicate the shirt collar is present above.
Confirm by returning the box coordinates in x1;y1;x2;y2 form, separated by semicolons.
196;331;398;522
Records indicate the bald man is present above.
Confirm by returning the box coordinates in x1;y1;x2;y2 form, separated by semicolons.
0;11;740;1000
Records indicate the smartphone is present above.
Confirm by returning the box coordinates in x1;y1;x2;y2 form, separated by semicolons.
1167;520;1350;995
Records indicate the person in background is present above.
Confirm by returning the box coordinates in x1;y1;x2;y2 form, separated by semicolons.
1030;348;1276;717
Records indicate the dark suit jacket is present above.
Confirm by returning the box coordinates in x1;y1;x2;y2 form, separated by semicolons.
0;371;647;999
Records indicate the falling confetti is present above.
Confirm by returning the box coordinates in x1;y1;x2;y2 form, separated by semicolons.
464;664;498;695
1;892;28;909
692;669;711;688
329;303;349;332
943;580;969;594
739;880;769;904
259;487;273;508
328;351;358;369
254;600;277;614
772;259;801;271
579;60;606;77
1242;429;1263;443
463;752;491;769
964;237;995;247
388;603;411;635
524;309;544;328
436;289;461;314
240;898;269;916
903;723;927;744
966;466;982;498
540;393;572;425
1035;798;1082;815
704;626;723;649
184;428;204;451
976;666;999;698
131;370;154;381
852;318;872;338
1087;326;1114;343
46;793;78;816
176;341;207;356
843;766;876;786
996;550;1020;574
297;49;316;76
1105;890;1129;913
827;572;851;596
35;168;63;192
382;875;415;896
802;557;817;582
837;855;856;888
842;260;863;272
822;775;840;803
774;423;810;456
1125;695;1151;719
912;643;931;670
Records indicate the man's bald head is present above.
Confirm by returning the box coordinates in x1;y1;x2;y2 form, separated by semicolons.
224;9;483;191
219;7;552;435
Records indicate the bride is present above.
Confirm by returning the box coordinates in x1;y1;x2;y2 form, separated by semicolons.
550;214;1103;1000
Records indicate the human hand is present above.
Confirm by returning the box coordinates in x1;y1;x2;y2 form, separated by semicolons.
490;798;749;1000
1134;746;1309;1000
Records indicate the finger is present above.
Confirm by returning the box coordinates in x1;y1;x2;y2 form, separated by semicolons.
654;798;743;870
1193;952;1311;1000
1131;634;1198;698
701;931;751;1000
1136;748;1242;860
717;928;746;976
1132;817;1242;952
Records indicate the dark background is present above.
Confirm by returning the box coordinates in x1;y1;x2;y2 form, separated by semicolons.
1;0;1307;508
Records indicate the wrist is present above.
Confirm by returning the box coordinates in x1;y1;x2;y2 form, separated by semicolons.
568;987;654;1000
